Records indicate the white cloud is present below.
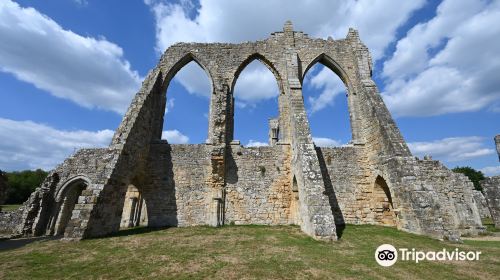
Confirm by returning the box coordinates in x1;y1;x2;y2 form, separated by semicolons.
481;166;500;177
382;0;500;116
161;129;189;144
0;0;141;113
165;98;175;114
233;61;279;105
306;65;345;113
407;136;495;162
72;0;88;6
145;0;423;109
313;137;342;147
146;0;423;60
172;61;212;98
0;118;113;171
246;140;268;147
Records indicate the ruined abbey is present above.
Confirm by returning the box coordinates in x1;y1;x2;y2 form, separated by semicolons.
1;22;498;241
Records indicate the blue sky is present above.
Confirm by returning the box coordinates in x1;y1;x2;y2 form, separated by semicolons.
0;0;499;176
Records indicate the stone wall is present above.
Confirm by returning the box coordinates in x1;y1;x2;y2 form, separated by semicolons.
0;208;22;237
472;190;491;219
316;146;484;239
412;159;483;237
145;143;297;227
225;144;295;225
482;177;500;227
316;146;369;225
145;143;212;227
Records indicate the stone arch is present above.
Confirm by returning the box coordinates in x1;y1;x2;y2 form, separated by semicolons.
371;175;397;227
301;53;354;94
229;53;284;145
158;52;215;143
230;53;284;95
52;176;91;236
301;53;361;142
161;52;215;93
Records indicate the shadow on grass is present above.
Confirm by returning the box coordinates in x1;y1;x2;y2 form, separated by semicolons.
0;236;61;251
100;226;173;238
336;224;346;239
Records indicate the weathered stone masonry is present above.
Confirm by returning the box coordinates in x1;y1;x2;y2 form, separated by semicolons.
1;22;487;241
480;135;500;228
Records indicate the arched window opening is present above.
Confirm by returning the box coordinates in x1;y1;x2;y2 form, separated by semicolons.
53;179;87;236
120;184;148;228
292;176;299;193
372;176;396;227
162;61;211;144
302;63;352;147
233;60;280;147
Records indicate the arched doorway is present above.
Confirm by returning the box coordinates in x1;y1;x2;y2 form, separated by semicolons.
372;176;397;226
120;184;148;228
53;178;88;236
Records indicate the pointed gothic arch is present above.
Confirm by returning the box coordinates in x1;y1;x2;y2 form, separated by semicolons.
230;55;282;146
231;53;284;95
159;52;214;144
302;53;362;143
302;53;354;94
162;52;215;93
372;176;397;227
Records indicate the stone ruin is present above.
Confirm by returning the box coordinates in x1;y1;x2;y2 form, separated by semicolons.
0;22;491;241
480;135;500;228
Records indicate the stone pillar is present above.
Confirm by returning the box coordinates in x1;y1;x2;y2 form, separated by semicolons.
208;82;232;145
268;118;279;146
208;146;226;226
282;22;337;241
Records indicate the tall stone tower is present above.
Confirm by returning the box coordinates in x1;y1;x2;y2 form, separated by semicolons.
1;22;484;241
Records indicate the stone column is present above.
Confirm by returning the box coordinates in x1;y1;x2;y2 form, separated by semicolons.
207;80;230;227
282;22;337;241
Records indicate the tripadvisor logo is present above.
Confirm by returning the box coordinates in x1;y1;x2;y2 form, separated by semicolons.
375;244;398;267
375;244;482;267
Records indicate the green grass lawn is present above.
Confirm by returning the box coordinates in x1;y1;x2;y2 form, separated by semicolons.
482;218;499;233
0;224;499;279
0;204;21;212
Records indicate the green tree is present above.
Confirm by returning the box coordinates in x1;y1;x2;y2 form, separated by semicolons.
0;169;8;206
452;166;485;192
4;169;48;204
